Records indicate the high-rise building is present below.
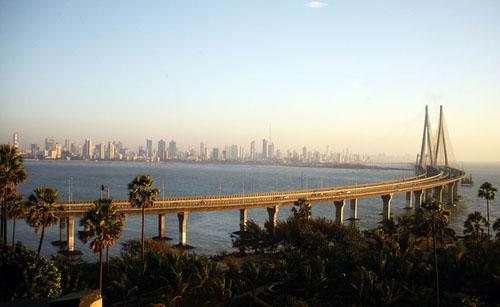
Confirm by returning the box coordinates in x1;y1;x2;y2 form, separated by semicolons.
158;139;167;161
12;132;19;149
45;137;56;151
302;146;307;161
168;140;177;159
200;143;206;160
146;139;153;158
229;144;238;160
212;148;219;160
64;139;70;151
83;138;93;159
107;142;115;160
70;143;81;156
262;139;268;160
95;143;105;160
30;144;39;156
54;143;62;159
268;143;275;159
250;141;256;161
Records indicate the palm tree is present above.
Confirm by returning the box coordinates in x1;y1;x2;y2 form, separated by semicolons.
464;211;488;244
26;187;60;255
422;199;449;307
478;182;497;237
7;190;24;244
79;198;125;296
0;144;27;242
493;218;500;238
128;175;160;262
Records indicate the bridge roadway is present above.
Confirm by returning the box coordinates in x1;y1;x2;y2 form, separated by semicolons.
59;166;464;251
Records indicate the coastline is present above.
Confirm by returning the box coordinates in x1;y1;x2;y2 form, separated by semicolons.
23;158;412;171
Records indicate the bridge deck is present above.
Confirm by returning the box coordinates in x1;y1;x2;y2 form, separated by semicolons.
55;167;465;216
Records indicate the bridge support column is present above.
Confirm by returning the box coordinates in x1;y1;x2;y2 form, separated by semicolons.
177;212;189;246
267;206;279;232
425;189;432;203
413;190;424;209
334;200;346;225
447;182;455;205
382;194;393;221
158;214;166;239
453;183;458;201
350;199;358;220
433;186;443;203
405;192;413;209
66;214;75;252
240;209;247;232
59;217;66;244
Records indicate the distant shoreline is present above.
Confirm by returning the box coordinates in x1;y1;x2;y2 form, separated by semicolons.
23;158;413;171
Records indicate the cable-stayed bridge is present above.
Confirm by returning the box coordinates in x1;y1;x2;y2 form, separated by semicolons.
55;106;465;251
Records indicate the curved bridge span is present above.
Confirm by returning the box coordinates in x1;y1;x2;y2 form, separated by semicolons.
59;165;465;250
58;106;464;250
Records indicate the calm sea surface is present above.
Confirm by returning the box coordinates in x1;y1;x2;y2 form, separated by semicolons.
9;161;500;261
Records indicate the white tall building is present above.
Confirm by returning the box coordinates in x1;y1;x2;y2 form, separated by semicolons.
12;132;19;149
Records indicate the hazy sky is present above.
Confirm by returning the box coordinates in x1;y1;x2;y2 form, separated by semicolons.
1;1;499;161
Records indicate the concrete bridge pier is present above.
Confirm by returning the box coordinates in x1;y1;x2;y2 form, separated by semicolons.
413;190;424;209
350;199;358;220
453;183;458;201
177;212;189;246
59;217;66;244
447;182;455;205
334;200;346;225
433;186;443;203
267;206;279;232
240;209;247;232
157;214;166;239
382;194;393;221
66;214;75;252
425;189;432;203
405;192;413;209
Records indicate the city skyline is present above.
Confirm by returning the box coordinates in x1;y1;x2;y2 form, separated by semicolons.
1;1;500;161
9;131;406;164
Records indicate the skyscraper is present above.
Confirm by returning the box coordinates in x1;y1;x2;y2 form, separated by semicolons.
212;148;219;160
250;140;255;161
12;132;19;149
45;137;56;151
96;143;105;160
200;143;206;160
158;139;167;161
168;140;177;159
268;143;275;159
83;138;93;159
146;139;153;158
107;142;115;160
262;139;268;160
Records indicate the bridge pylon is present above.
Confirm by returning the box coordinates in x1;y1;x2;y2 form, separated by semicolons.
418;105;450;168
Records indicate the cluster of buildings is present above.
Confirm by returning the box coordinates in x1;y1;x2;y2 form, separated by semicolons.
9;132;388;165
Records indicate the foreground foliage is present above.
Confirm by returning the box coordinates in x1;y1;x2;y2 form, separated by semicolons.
0;241;61;301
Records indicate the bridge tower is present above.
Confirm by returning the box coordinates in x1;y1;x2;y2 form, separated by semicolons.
418;105;434;168
434;105;449;167
418;105;450;168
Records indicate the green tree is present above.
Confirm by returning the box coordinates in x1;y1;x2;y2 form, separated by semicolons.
0;144;27;242
79;198;125;296
26;187;60;256
493;218;500;238
422;199;450;307
0;241;61;301
128;175;159;262
478;182;497;237
464;211;488;244
7;191;24;244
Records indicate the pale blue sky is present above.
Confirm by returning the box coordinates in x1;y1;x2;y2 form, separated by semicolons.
1;1;499;161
